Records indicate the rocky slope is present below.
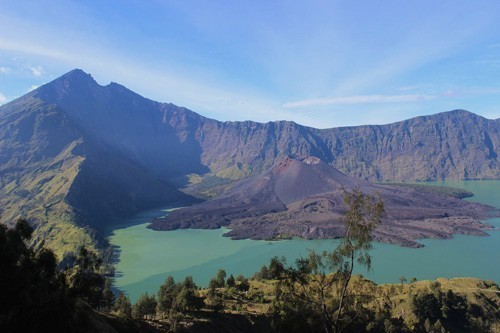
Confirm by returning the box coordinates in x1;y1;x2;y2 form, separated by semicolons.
0;71;197;257
30;70;497;183
150;157;496;248
166;108;499;182
0;69;498;256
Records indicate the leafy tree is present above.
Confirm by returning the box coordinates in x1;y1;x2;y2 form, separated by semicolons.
441;289;467;324
413;292;441;323
271;189;384;333
66;246;105;308
114;292;132;319
0;219;76;332
256;265;270;280
331;189;384;331
157;275;177;315
215;269;227;287
208;278;219;292
172;276;203;312
206;277;223;311
226;274;235;287
269;256;285;279
102;278;115;310
412;287;474;332
235;274;250;292
133;293;157;319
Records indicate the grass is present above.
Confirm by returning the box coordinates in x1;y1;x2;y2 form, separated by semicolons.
380;182;474;199
0;142;97;260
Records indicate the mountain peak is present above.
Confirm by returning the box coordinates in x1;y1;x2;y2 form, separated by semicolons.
428;109;482;120
443;109;476;117
58;68;96;83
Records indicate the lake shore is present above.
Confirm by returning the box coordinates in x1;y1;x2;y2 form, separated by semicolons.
110;180;500;302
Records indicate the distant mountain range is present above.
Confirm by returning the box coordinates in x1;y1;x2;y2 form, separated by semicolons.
0;69;498;257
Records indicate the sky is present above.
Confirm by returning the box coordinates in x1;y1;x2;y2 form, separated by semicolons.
1;0;500;128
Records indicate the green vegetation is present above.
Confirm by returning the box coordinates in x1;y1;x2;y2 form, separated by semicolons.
0;145;98;260
99;262;499;332
114;292;132;319
0;219;114;332
215;163;252;180
133;293;157;320
181;175;233;199
1;190;499;332
268;189;384;332
382;182;474;199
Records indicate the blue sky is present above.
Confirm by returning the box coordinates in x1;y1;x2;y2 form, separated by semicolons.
1;0;500;128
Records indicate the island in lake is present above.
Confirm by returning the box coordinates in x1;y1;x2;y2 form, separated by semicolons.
150;156;498;248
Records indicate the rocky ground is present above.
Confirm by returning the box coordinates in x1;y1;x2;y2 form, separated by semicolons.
150;157;498;248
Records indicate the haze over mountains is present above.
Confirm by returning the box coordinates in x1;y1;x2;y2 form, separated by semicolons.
0;69;498;256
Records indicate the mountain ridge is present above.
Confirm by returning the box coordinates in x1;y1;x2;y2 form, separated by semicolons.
0;69;498;257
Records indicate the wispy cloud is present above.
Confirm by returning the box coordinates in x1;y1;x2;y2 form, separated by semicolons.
397;85;420;92
0;66;10;74
283;94;436;108
0;35;282;124
0;92;6;104
28;65;45;77
28;84;40;92
0;0;499;127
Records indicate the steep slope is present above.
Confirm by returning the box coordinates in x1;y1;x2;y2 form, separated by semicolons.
186;110;499;181
8;69;497;185
316;110;500;180
35;69;209;178
0;95;94;256
0;71;196;258
149;157;368;232
1;69;499;256
150;157;496;248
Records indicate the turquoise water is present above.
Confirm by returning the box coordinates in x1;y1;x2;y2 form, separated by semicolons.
109;181;500;302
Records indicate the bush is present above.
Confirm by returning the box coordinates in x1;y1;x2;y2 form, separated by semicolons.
133;293;157;319
114;292;132;319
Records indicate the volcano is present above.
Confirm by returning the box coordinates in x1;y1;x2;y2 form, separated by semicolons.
150;157;496;247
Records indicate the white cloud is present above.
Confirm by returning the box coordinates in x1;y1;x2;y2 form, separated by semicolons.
0;36;283;124
0;66;10;74
28;84;40;92
283;94;436;108
28;65;45;77
397;85;420;92
0;92;6;104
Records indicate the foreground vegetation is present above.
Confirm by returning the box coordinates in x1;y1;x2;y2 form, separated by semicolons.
1;190;499;332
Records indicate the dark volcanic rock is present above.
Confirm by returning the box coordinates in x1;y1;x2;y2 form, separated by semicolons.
150;157;497;247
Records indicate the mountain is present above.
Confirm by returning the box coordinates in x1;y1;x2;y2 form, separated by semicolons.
0;69;498;256
162;108;499;182
150;157;495;248
0;70;198;257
